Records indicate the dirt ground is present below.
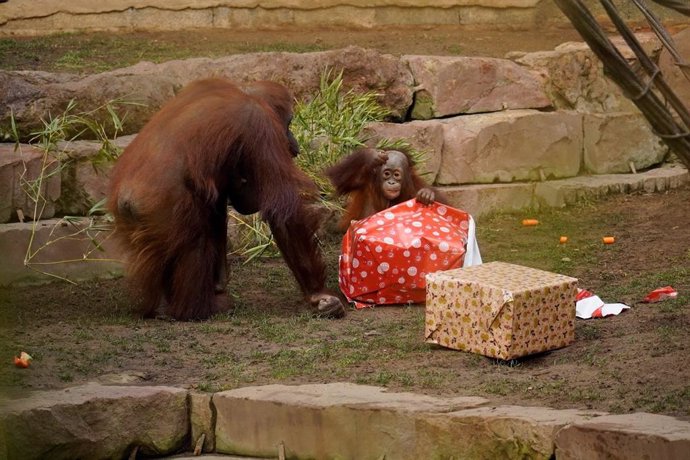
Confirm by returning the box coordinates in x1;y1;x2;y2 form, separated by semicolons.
136;24;589;57
1;185;688;418
0;26;688;418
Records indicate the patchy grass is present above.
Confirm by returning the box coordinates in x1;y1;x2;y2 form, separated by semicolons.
0;27;587;74
0;31;328;73
1;187;689;417
478;203;608;274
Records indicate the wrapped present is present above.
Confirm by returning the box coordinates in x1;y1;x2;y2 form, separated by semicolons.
339;199;472;308
425;262;577;360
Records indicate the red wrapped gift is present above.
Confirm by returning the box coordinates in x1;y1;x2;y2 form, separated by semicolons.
338;199;470;308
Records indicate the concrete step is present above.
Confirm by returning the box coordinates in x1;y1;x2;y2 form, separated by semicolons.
441;163;688;218
1;163;687;287
2;383;689;459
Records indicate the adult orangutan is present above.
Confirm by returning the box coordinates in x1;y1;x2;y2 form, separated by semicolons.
325;147;448;230
107;78;346;320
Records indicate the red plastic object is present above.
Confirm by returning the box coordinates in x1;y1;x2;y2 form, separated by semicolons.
642;286;678;303
576;289;595;301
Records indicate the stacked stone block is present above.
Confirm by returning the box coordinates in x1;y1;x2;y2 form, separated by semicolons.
0;33;687;285
0;138;130;286
365;33;671;185
1;382;689;459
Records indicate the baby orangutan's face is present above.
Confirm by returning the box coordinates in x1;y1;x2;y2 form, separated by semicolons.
380;150;407;200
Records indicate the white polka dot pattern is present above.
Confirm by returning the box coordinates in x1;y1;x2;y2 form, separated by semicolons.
338;199;470;309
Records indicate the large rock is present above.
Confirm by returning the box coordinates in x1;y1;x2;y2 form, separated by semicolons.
405;55;551;119
417;405;604;459
442;163;688;216
362;119;444;183
55;135;135;215
533;163;689;209
189;392;216;454
442;181;536;217
0;142;61;223
212;382;602;459
0;218;123;287
555;412;690;459
435;109;582;185
0;47;414;140
511;33;662;113
0;136;132;222
583;112;668;174
0;71;80;141
214;382;488;459
0;384;189;460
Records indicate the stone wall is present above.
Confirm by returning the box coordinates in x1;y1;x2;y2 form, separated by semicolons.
0;0;688;36
1;31;688;286
1;35;685;213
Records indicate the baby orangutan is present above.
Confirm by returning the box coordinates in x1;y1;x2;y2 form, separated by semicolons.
325;147;447;231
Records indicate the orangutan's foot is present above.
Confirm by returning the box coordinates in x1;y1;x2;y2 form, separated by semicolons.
211;292;233;316
309;293;347;318
214;282;227;294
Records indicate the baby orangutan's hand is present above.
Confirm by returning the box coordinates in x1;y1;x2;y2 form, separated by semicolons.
416;187;435;205
372;150;389;167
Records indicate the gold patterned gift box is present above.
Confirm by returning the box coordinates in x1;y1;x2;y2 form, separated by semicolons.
425;261;578;360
